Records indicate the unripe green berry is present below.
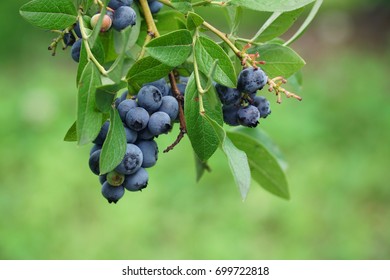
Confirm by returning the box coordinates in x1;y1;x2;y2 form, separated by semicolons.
107;171;125;187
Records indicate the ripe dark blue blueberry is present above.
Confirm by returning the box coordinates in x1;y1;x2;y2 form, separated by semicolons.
125;107;150;131
101;182;125;204
89;150;101;175
112;6;137;31
71;39;82;62
253;96;271;118
138;128;154;140
93;121;110;145
99;174;107;185
108;0;133;9
115;144;143;175
90;144;102;156
123;168;149;192
117;99;137;121
124;127;138;144
237;67;268;94
159;96;179;121
73;22;82;38
148;0;163;14
144;78;169;97
237;105;260;127
136;140;158;168
115;91;129;108
137;85;163;114
148;111;172;136
63;32;75;46
222;105;240;126
215;84;241;105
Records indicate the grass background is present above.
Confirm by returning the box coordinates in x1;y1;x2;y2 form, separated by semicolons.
0;0;389;259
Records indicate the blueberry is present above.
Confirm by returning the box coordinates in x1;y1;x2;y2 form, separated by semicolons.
149;0;163;14
112;6;137;31
106;171;125;186
125;107;150;131
136;140;158;168
101;182;125;204
114;91;129;108
215;84;242;105
180;76;189;84
158;96;179;121
253;96;271;119
99;174;107;185
115;144;143;175
169;83;186;96
117;99;137;121
71;39;82;62
63;32;75;46
124;126;138;144
90;144;102;156
91;13;112;32
237;105;260;127
144;78;169;97
137;85;163;114
73;22;82;38
148;111;172;136
237;67;268;94
89;150;101;175
93;121;110;145
222;104;240;126
123;168;149;192
108;0;133;10
138;128;154;140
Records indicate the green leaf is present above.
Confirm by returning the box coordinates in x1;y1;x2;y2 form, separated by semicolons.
126;56;173;90
64;121;77;142
195;36;237;88
155;10;187;35
99;108;127;174
230;0;315;12
77;37;105;84
184;74;223;162
227;131;290;199
187;12;204;30
95;81;127;113
224;6;243;36
146;30;193;67
204;115;251;200
20;0;77;30
77;62;103;146
194;154;210;182
171;0;193;13
252;8;304;43
248;44;305;78
284;0;323;46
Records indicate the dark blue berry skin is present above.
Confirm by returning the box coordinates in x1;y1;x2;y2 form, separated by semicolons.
136;140;158;168
108;0;133;9
222;105;240;126
99;174;107;185
159;96;179;121
101;182;125;204
237;67;268;94
253;96;271;119
89;150;101;175
124;127;138;144
138;128;154;140
112;6;137;31
137;85;163;114
115;144;143;175
144;78;169;97
74;22;82;38
169;83;186;96
114;91;129;108
118;99;137;121
123;168;148;192
125;107;150;131
63;32;75;46
215;84;242;105
237;105;260;127
149;0;163;14
90;144;102;156
180;76;189;84
71;39;82;62
93;121;110;145
148;112;172;136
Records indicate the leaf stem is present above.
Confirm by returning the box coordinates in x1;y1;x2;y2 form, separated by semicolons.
78;14;108;76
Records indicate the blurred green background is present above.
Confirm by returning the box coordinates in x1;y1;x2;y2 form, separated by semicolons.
1;0;390;259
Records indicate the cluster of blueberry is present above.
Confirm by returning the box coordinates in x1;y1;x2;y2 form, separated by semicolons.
216;67;271;128
88;79;179;203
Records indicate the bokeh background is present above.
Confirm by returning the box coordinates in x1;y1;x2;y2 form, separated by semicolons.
1;0;390;259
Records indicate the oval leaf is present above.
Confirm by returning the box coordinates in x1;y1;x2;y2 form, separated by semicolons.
99;108;127;174
248;44;305;78
146;30;193;67
227;131;290;199
187;12;204;30
20;0;77;30
195;36;237;88
230;0;315;12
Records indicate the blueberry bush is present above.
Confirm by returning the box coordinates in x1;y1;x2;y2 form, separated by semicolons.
20;0;322;203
